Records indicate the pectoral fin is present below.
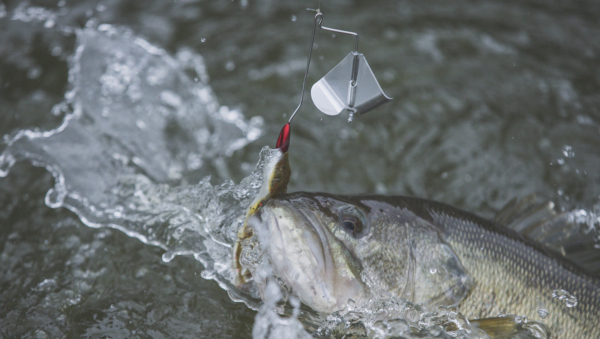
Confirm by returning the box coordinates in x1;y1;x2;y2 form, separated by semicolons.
446;316;550;339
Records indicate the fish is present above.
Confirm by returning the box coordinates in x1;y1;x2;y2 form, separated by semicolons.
234;150;600;338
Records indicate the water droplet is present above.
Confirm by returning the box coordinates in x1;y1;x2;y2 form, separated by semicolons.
291;15;297;22
225;60;236;71
348;111;355;122
383;69;396;83
27;66;43;79
51;45;63;56
45;186;67;208
160;90;182;108
339;129;350;139
537;308;548;319
430;268;437;274
200;38;206;43
162;252;176;262
552;289;578;307
557;158;565;165
576;115;593;125
562;145;575;158
44;19;55;29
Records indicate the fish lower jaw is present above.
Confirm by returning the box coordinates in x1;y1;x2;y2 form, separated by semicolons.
266;253;365;313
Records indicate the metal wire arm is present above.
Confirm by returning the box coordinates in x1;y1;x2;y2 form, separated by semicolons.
288;10;360;123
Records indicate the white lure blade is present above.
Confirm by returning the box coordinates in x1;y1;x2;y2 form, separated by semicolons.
311;52;392;116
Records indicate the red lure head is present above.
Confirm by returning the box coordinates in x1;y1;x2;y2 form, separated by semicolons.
276;123;291;153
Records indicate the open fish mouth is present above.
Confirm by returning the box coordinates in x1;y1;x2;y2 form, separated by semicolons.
281;200;333;276
234;197;371;313
234;199;334;287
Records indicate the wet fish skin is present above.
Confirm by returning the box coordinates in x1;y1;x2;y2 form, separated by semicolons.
255;192;600;339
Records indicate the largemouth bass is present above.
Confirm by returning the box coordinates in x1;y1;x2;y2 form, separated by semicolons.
234;149;600;338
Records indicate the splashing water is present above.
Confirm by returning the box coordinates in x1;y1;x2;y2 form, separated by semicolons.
2;3;599;339
0;21;549;339
0;21;266;307
0;21;499;337
0;18;313;338
569;206;600;248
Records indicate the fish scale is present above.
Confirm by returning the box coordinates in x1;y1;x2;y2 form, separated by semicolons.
434;210;600;338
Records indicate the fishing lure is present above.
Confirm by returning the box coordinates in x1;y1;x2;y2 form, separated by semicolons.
276;8;392;152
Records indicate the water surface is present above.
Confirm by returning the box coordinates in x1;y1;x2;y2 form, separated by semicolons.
1;0;599;338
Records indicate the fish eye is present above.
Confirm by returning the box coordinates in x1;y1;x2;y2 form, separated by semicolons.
338;206;368;238
342;217;360;232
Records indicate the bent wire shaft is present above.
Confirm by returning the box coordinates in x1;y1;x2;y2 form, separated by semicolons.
288;10;360;123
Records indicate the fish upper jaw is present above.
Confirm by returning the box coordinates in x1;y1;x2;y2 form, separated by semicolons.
258;200;369;313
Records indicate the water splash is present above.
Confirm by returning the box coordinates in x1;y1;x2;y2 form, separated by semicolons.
0;13;314;337
568;204;600;248
0;22;264;305
0;5;585;339
315;299;493;339
0;23;262;186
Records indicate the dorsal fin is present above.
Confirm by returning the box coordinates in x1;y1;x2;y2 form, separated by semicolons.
495;195;600;276
494;194;556;232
